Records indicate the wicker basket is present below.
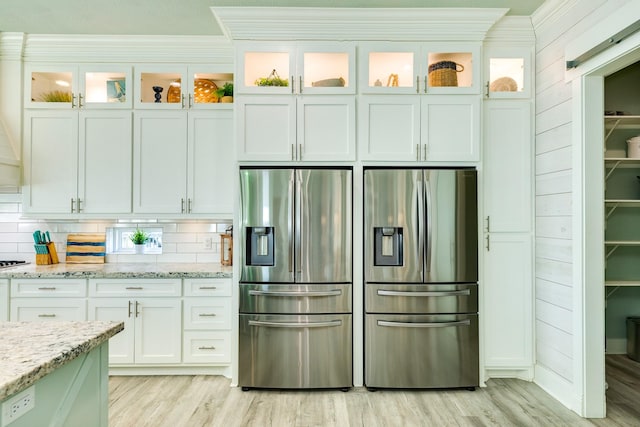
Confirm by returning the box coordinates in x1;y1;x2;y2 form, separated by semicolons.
428;61;464;87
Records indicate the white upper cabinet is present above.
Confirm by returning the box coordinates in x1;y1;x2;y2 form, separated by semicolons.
134;65;233;109
236;42;356;95
26;64;133;109
483;46;533;99
359;42;481;95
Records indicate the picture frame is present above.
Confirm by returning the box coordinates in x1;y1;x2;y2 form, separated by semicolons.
106;79;126;102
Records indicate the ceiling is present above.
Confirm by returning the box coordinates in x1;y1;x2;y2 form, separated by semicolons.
0;0;546;37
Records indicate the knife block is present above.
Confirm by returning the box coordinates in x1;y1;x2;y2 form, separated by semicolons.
35;252;51;265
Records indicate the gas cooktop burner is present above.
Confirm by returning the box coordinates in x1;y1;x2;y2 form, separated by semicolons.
0;260;28;268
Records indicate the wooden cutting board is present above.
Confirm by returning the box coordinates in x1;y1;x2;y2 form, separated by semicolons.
66;233;106;263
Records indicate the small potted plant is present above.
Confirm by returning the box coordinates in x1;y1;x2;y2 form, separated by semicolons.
130;228;149;254
216;82;234;103
254;69;289;87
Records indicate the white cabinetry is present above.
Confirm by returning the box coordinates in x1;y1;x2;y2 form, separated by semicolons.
236;42;356;161
133;108;234;215
484;45;533;99
10;279;87;321
358;95;479;162
182;278;232;364
87;279;182;365
23;110;132;214
482;100;533;375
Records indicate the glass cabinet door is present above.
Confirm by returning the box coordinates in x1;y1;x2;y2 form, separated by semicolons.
26;65;76;108
359;43;420;94
134;66;188;109
236;45;294;94
80;65;132;108
187;69;234;108
422;43;481;94
484;46;532;98
298;43;355;95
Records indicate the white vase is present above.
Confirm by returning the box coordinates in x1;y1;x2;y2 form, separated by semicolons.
134;244;145;254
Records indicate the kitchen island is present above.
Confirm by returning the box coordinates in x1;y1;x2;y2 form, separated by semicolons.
0;321;123;427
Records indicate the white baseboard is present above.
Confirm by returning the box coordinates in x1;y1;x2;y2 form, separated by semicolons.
606;338;627;355
485;367;534;381
109;365;231;377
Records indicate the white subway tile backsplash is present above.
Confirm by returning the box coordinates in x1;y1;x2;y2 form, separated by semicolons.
0;202;229;264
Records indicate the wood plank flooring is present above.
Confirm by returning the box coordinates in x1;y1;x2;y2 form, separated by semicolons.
108;356;640;427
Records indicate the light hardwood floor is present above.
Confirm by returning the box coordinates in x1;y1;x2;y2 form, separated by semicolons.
109;356;640;427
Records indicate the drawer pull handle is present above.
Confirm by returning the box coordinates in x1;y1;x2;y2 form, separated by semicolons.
198;346;216;350
38;314;56;318
126;287;143;290
199;286;217;290
377;289;471;297
248;290;342;297
199;313;217;317
37;287;57;291
377;319;471;328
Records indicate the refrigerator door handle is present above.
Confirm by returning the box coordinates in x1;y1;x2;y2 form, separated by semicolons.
377;289;471;297
377;319;471;328
288;175;295;276
249;289;342;297
295;170;303;279
417;177;425;279
248;319;343;328
424;174;433;274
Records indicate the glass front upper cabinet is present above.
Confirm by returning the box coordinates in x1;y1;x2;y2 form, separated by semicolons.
236;42;355;95
134;66;233;109
26;64;132;109
484;46;532;99
360;43;481;95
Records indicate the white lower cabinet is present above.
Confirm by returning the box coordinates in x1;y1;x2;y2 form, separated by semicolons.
10;278;87;321
88;279;182;365
182;278;232;365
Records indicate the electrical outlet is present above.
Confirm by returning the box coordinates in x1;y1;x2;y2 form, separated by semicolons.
204;237;213;249
2;385;35;426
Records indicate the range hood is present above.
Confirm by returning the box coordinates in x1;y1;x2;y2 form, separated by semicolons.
0;117;20;193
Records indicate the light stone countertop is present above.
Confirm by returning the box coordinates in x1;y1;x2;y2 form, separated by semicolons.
0;262;233;279
0;321;124;401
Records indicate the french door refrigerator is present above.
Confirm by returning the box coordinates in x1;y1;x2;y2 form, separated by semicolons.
364;168;479;389
239;167;352;390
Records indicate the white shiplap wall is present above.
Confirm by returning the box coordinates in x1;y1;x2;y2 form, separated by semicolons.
533;0;632;415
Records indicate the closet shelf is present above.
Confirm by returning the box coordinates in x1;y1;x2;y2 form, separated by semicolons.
604;115;640;130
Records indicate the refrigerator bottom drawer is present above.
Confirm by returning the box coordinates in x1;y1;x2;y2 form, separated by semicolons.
365;313;478;389
239;313;352;389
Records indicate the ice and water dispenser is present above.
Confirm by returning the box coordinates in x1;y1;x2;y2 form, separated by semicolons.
245;227;275;266
374;227;403;266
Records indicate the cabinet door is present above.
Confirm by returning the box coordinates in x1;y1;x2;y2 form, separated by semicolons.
483;234;533;368
359;43;421;95
134;65;188;109
236;43;294;95
297;96;355;161
25;64;76;109
188;110;234;214
421;95;480;161
297;42;356;95
78;111;132;214
88;298;135;364
484;46;533;99
135;298;182;364
358;95;420;161
79;64;133;109
11;298;87;321
23;110;78;213
133;111;188;213
483;101;532;232
236;96;296;161
422;43;481;95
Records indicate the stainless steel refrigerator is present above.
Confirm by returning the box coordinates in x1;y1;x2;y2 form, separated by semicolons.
239;167;352;390
364;168;479;389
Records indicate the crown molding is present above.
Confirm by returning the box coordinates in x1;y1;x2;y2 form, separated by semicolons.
20;34;233;64
485;16;535;43
211;7;509;42
531;0;577;33
0;33;25;61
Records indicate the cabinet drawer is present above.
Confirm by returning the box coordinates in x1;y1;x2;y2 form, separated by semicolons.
183;278;231;297
11;279;87;297
183;298;231;330
11;298;87;321
183;331;230;364
89;279;181;297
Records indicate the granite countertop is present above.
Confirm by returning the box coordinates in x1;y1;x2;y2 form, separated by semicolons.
0;263;233;279
0;321;124;401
